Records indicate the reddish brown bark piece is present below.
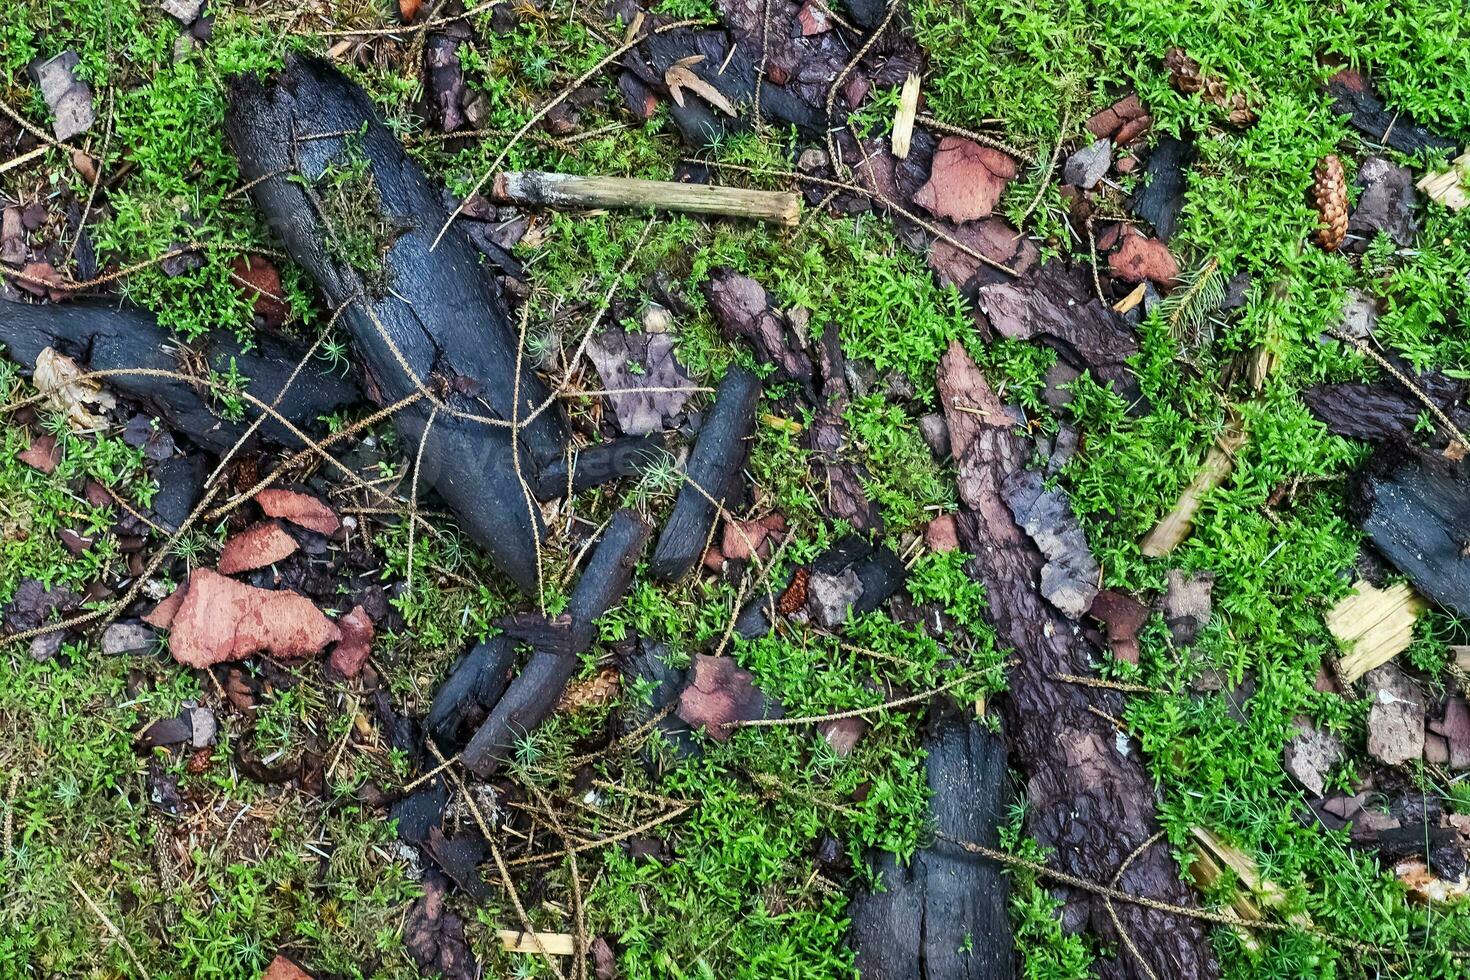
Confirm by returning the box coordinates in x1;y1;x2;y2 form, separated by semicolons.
677;654;774;742
230;255;290;329
328;604;374;678
143;582;189;628
261;954;313;980
721;514;785;561
1108;227;1179;288
1085;94;1152;146
1430;697;1470;769
168;568;340;668
1088;589;1149;664
256;488;341;536
912;137;1018;224
17;434;60;474
938;340;1218;980
925;514;959;553
218;520;299;575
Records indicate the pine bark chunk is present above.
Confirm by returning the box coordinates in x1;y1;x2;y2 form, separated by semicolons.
937;341;1219;980
168;568;340;668
847;707;1013;979
649;367;761;581
218;521;299;575
225;56;568;593
462;509;651;776
0;299;360;454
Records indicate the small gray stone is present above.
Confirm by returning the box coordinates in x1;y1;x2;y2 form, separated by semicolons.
1365;663;1425;766
189;706;217;748
101;622;156;656
1283;716;1343;796
797;148;829;172
1063;138;1111;189
1163;569;1213;646
917;413;950;458
807;567;864;628
161;0;205;23
29;632;64;662
27;51;93;141
1336;288;1378;340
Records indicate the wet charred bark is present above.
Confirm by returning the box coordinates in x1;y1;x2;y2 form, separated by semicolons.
225;55;566;592
0;297;360;454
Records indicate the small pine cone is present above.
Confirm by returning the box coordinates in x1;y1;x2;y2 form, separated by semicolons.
1164;47;1204;93
1312;154;1348;251
557;665;621;714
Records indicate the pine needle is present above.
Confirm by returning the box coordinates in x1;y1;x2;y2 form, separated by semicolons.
1159;257;1225;350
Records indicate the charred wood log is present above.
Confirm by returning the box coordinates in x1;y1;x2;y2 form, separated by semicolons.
1129;136;1194;243
0;298;360;454
225;55;567;592
1327;70;1457;158
848;705;1013;979
462;508;651;776
648;366;761;581
531;434;671;501
1350;447;1470;619
938;340;1219;980
424;636;517;753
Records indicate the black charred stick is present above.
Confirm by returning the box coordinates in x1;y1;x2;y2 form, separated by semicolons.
462;508;651;776
531;434;671;501
648;366;760;581
423;636;516;753
225;55;566;593
0;298;360;454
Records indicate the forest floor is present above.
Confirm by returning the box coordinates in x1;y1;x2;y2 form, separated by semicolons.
3;1;1470;978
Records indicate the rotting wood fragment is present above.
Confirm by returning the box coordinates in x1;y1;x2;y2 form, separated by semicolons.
491;171;801;226
1326;70;1456;157
938;340;1219;980
1325;580;1425;684
648;367;761;582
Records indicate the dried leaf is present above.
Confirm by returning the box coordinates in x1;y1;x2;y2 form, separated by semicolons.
34;346;114;430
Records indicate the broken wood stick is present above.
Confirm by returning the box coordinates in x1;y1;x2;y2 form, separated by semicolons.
424;636;517;753
463;508;651;776
491;171;801;226
1140;415;1247;558
890;72;921;160
498;931;576;956
649;366;761;582
0;298;360;454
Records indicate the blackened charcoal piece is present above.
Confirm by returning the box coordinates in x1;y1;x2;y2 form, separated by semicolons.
649;367;760;581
